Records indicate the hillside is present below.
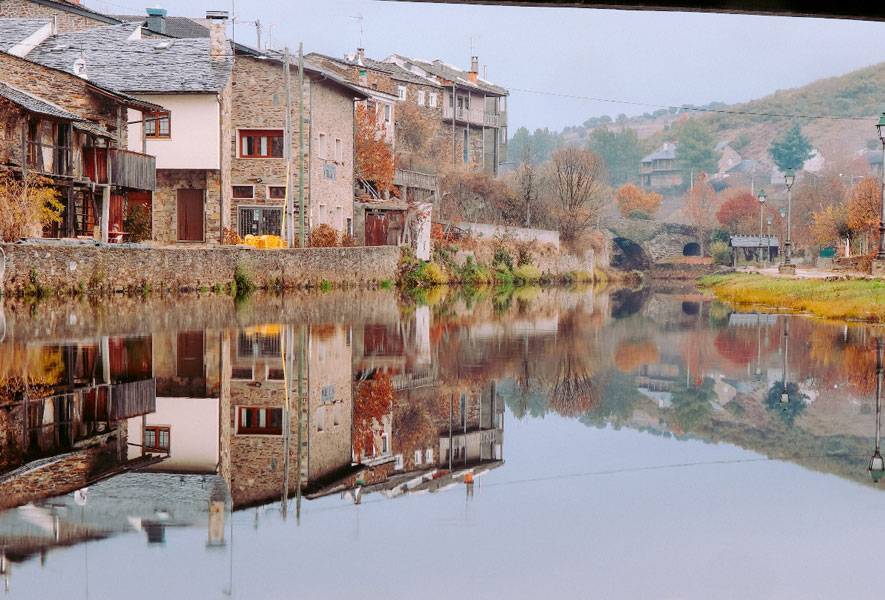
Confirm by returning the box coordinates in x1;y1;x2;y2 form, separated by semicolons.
533;60;885;175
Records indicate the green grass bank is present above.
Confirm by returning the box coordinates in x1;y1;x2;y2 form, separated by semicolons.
699;273;885;322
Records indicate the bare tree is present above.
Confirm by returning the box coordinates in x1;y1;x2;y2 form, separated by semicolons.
683;172;718;255
547;147;608;243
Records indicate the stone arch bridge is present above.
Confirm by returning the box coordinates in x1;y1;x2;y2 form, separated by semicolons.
607;219;702;270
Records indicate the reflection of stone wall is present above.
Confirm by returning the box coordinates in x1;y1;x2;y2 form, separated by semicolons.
1;243;399;295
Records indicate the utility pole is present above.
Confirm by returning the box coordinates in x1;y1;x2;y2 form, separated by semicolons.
254;19;262;50
283;46;294;247
298;43;306;248
452;82;456;168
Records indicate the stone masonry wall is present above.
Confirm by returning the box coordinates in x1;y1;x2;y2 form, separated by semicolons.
0;0;113;33
309;80;355;235
1;243;400;295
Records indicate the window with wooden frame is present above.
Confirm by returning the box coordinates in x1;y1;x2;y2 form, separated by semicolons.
237;407;283;435
239;129;284;158
267;185;286;199
144;111;171;139
232;185;254;199
144;426;170;452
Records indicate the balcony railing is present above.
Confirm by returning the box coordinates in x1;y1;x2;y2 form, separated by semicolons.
442;105;504;128
394;169;438;191
110;148;156;191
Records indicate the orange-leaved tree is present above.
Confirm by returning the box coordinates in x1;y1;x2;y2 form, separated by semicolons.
716;190;759;234
683;173;718;255
355;103;395;196
846;177;881;254
352;371;394;461
616;183;661;219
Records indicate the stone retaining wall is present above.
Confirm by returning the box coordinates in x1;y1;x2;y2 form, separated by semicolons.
0;243;400;296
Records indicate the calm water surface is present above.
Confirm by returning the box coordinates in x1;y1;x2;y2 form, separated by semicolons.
0;286;883;599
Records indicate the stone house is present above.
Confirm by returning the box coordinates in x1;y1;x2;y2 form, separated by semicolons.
0;0;120;33
640;142;683;190
0;29;160;241
308;50;510;178
19;17;234;244
229;45;369;241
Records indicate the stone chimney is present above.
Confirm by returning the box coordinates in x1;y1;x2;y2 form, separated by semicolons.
356;48;365;64
145;7;167;35
468;56;478;82
205;10;229;58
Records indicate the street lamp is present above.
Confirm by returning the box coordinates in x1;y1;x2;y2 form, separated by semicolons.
780;317;790;405
870;338;885;483
757;189;767;266
779;170;796;274
873;113;885;275
767;216;773;265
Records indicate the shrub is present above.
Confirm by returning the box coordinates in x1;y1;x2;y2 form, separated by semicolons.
710;240;732;266
341;232;357;247
124;203;152;242
513;264;541;285
309;223;339;247
222;226;243;245
421;262;449;285
514;241;534;267
493;247;513;271
459;256;492;285
233;264;255;297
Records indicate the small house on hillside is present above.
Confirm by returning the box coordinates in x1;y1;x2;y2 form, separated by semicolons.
640;142;682;190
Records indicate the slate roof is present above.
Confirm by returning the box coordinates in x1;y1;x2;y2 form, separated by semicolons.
27;24;232;94
112;14;210;38
404;57;508;96
0;18;50;52
730;235;780;248
641;143;677;162
236;46;369;100
24;0;119;25
306;51;436;87
0;80;82;120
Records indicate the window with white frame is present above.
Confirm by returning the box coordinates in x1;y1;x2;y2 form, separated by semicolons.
499;96;507;112
417;90;425;106
428;93;437;108
321;384;335;403
414;450;423;465
384;103;392;124
397;85;407;101
318;204;326;224
316;407;325;432
425;448;434;463
318;133;327;159
335;138;342;162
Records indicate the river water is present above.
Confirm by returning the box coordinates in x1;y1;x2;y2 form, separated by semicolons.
0;285;883;599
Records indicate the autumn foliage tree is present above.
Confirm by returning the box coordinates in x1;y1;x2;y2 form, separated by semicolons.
547;147;609;243
716;191;759;234
353;371;394;461
0;172;63;241
355;103;395;197
683;173;718;255
846;177;881;253
616;183;662;219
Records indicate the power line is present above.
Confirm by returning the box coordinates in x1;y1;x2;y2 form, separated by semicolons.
505;85;876;122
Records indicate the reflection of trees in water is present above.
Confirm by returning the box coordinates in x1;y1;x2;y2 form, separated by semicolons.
614;339;659;373
580;372;642;429
670;378;715;432
766;381;808;426
546;312;598;417
353;372;394;460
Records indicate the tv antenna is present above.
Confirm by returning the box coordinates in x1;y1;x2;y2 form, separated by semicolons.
350;13;364;48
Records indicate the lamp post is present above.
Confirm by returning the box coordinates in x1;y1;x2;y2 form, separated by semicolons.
869;337;884;483
757;189;766;266
767;216;773;265
873;114;885;277
779;170;796;275
780;317;790;405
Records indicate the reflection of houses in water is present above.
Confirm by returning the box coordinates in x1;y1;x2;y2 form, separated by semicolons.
0;337;158;510
636;361;682;408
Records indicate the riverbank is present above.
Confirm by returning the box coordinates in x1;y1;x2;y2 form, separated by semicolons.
1;242;400;297
700;273;885;322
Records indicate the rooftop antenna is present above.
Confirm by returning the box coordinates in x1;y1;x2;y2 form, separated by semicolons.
349;13;364;49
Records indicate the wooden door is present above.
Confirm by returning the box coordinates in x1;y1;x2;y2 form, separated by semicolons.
177;189;204;242
365;212;388;246
177;331;205;378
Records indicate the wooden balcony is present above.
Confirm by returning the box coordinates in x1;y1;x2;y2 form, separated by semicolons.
394;168;438;191
27;140;74;178
110;148;156;191
443;105;505;128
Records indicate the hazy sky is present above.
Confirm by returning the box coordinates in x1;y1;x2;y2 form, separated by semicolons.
84;0;885;131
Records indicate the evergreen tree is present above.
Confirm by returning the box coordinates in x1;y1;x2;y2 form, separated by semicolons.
676;119;719;183
588;127;645;186
769;123;813;172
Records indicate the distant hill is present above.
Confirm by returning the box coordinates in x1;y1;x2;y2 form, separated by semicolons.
520;60;885;176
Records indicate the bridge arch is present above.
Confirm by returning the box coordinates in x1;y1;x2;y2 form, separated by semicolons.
611;237;652;270
682;242;701;256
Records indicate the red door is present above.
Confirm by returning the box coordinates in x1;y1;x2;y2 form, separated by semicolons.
177;189;204;242
365;213;388;246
